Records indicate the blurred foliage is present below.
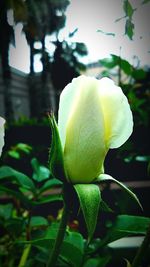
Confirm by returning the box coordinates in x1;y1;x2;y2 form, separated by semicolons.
6;143;32;160
5;115;50;128
0;147;150;266
0;0;74;119
51;38;88;92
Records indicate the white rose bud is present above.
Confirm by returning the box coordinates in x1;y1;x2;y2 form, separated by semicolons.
0;116;5;157
58;75;133;184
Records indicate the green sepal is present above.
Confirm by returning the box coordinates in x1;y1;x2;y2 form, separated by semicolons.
125;259;132;267
48;114;66;182
74;184;101;243
97;174;142;210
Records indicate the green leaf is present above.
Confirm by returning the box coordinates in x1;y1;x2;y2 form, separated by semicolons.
99;215;150;247
61;231;84;267
33;194;63;205
19;225;84;267
123;0;134;19
132;68;147;80
48;114;66;181
74;184;101;242
100;57;118;69
125;19;134;40
83;255;111;267
5;217;25;237
0;166;35;192
39;178;62;194
31;158;50;182
97;29;115;37
111;54;132;75
97;174;142;209
30;216;48;227
119;57;132;75
0;203;13;220
7;143;32;159
0;185;32;208
142;0;150;4
100;200;113;213
16;143;32;154
100;54;132;75
125;259;132;267
8;150;20;159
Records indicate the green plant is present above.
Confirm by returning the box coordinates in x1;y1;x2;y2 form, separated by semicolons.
0;76;150;267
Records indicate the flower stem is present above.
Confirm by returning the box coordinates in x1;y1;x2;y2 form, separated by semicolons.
46;200;69;267
131;225;150;267
18;244;31;267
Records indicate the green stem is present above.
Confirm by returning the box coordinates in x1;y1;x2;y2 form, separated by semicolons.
131;225;150;267
18;244;31;267
46;201;69;267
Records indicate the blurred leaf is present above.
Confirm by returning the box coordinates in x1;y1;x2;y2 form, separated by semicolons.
0;203;13;220
0;185;32;208
69;28;78;38
31;158;50;182
113;54;132;74
74;184;101;242
97;174;142;209
60;231;84;266
100;57;118;69
5;217;25;237
125;259;132;267
7;143;32;159
119;57;132;75
125;19;134;40
33;194;62;205
39;178;62;194
16;143;32;154
100;54;132;75
97;30;115;37
132;68;147;80
142;0;150;3
7;0;28;22
74;42;88;56
99;215;150;247
97;29;115;37
30;216;48;227
8;150;20;159
100;200;114;213
0;166;35;192
123;0;134;19
83;255;111;267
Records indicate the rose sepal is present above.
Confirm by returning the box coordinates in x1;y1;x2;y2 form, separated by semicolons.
48;114;67;182
96;174;142;210
74;183;101;243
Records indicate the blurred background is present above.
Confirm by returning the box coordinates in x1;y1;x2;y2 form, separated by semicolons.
0;0;150;219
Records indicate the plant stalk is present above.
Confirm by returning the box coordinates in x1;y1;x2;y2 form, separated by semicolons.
46;201;69;267
18;244;31;267
131;225;150;267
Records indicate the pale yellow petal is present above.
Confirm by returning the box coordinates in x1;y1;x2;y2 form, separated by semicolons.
64;76;107;183
98;77;133;148
58;76;85;149
0;117;5;156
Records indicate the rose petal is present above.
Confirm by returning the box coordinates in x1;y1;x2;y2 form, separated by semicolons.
58;76;83;150
63;76;106;183
98;77;133;148
0;117;5;156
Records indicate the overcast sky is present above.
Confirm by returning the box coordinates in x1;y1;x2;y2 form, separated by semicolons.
9;0;150;73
